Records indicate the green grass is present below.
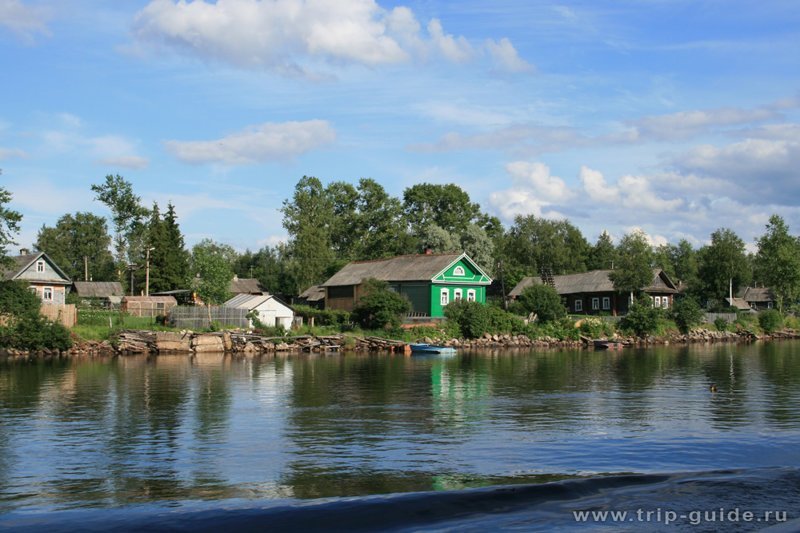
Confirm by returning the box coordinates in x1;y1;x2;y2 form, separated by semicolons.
73;310;175;341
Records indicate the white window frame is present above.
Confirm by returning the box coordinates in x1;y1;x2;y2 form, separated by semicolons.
654;296;661;308
36;260;45;273
28;286;38;295
467;289;476;302
591;297;599;310
440;288;449;306
453;266;465;276
602;297;610;310
662;297;669;309
43;287;53;301
574;299;583;312
454;288;463;301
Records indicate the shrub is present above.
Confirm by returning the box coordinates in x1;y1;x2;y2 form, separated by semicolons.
292;304;351;327
578;317;615;339
0;315;72;351
670;297;705;334
0;280;41;319
444;300;490;338
619;295;663;337
516;284;566;323
758;309;784;334
351;279;411;330
714;317;728;332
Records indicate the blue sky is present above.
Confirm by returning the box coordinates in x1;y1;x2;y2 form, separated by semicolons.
1;0;799;253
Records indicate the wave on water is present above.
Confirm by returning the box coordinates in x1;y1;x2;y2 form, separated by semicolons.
3;468;799;532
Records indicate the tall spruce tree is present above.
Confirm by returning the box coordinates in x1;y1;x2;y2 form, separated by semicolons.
147;202;190;293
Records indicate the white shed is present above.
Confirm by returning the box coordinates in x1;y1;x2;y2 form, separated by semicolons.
224;293;294;329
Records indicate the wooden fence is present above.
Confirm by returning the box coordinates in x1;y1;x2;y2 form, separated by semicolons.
704;313;738;324
169;306;249;330
40;304;77;328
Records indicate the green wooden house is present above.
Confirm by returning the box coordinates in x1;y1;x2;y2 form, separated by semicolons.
321;252;492;318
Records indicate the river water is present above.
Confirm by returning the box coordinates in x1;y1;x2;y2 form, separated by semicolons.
1;343;800;531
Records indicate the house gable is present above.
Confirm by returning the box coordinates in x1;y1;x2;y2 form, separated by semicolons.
9;253;71;285
431;254;491;285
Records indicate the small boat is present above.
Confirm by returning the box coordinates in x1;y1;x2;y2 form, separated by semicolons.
409;343;457;355
593;339;625;350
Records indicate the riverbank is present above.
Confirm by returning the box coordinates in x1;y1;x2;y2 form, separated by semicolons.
3;326;799;360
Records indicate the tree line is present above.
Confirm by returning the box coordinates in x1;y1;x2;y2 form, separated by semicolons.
2;175;800;312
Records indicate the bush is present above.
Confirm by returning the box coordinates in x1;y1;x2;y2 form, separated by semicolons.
619;295;663;337
0;280;41;319
516;284;566;323
577;317;615;339
444;300;490;338
714;317;728;332
670;297;705;334
351;279;411;330
0;315;72;351
292;304;351;327
758;309;784;333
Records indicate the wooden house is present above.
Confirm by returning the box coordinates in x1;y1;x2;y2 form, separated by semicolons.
509;269;678;316
739;287;775;310
2;251;72;305
224;293;294;329
72;281;124;308
296;285;326;309
229;276;264;295
321;252;492;318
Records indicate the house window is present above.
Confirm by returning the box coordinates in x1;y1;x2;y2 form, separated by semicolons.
467;289;476;302
454;288;463;301
654;296;661;308
28;286;38;295
574;299;583;312
591;297;599;310
602;297;610;310
43;287;53;301
440;288;449;306
453;266;465;276
662;297;669;309
36;260;45;273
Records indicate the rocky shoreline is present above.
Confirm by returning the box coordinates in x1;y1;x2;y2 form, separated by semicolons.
1;327;798;360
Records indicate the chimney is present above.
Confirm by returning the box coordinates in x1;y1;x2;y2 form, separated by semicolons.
20;247;29;256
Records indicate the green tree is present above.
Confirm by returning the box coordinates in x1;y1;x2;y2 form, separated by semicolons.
459;223;495;275
281;176;336;294
351;278;411;329
146;202;190;293
670;239;699;290
35;212;115;281
352;178;414;259
670;297;704;334
0;186;22;264
0;281;72;351
402;183;481;235
192;239;234;322
234;243;295;295
754;215;800;312
503;215;590;276
697;228;751;306
609;230;654;301
619;295;662;337
588;231;616;271
91;175;149;285
419;224;460;253
515;284;566;323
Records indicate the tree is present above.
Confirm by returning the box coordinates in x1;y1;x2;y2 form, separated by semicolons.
281;176;336;294
609;230;653;300
351;278;411;330
670;297;704;334
516;284;566;323
146;202;190;293
754;215;800;312
503;215;590;276
235;243;295;296
459;223;495;275
419;224;460;253
0;186;22;264
669;239;699;290
619;295;662;337
696;228;751;306
35;212;115;281
588;231;616;271
91;175;149;285
192;239;234;323
403;183;481;235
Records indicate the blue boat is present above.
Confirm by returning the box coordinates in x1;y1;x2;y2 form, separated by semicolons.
409;343;457;355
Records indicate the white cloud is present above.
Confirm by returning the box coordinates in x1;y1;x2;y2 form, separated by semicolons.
414;101;513;127
0;0;49;41
134;0;527;75
580;166;618;203
164;119;336;165
485;37;534;73
617;174;683;213
411;124;585;155
0;146;26;159
489;161;573;219
627;106;783;141
38;119;149;169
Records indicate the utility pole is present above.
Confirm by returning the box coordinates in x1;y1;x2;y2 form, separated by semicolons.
145;247;155;297
84;255;89;281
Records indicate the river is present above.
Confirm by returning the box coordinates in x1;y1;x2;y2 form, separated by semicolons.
1;342;800;531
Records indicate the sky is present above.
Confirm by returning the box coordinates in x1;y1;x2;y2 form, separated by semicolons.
1;0;799;254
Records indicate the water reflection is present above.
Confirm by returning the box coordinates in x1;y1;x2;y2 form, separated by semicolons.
0;343;799;511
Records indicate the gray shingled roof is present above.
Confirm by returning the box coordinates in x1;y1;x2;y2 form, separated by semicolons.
298;284;325;301
229;277;263;294
2;252;71;283
322;253;463;287
741;287;774;303
726;297;752;311
73;281;124;298
509;269;677;298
